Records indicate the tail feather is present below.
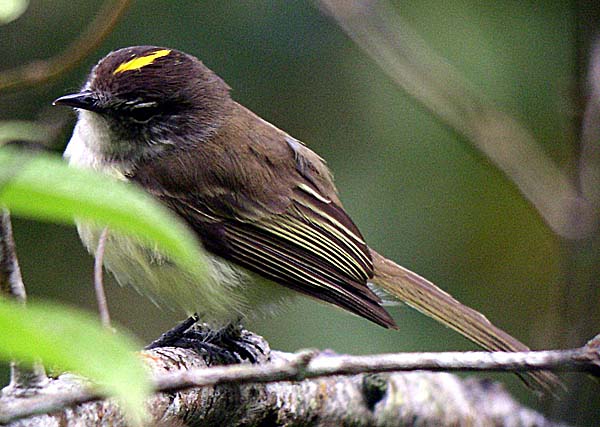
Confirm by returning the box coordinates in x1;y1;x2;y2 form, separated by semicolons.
369;249;562;395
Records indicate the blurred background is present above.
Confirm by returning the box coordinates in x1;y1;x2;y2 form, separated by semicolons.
1;0;598;425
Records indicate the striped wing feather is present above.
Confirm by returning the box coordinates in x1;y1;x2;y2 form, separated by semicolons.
168;185;396;328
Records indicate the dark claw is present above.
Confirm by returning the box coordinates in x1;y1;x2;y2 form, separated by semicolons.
144;314;199;350
145;316;262;364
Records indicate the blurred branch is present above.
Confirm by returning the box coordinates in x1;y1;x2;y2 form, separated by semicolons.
0;121;48;146
579;38;600;209
1;327;580;426
318;0;597;239
0;0;131;92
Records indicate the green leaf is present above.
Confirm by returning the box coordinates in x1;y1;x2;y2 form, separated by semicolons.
0;0;29;25
0;148;209;278
0;298;150;424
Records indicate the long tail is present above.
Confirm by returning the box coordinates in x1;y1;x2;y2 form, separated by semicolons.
369;249;562;395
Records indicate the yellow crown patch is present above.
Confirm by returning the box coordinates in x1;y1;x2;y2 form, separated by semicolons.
113;49;172;75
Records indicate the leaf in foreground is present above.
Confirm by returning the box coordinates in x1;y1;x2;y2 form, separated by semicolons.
0;0;29;25
0;148;208;278
0;298;150;423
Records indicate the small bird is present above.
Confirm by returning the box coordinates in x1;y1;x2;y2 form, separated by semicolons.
54;46;557;392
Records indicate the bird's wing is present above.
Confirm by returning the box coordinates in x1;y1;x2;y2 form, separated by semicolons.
130;105;396;328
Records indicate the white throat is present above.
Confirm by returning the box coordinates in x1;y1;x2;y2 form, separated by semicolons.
63;111;133;180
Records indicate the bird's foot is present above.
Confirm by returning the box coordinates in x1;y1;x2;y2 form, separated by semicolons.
145;316;266;365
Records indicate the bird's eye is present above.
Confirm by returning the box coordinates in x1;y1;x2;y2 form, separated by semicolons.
128;102;159;123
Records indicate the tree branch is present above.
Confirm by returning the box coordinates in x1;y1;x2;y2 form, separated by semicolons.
2;326;592;426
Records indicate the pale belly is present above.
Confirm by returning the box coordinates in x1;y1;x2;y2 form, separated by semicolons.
77;219;297;327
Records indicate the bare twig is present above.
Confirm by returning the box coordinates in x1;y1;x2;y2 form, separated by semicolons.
0;211;48;392
2;329;599;424
154;335;598;393
93;227;111;329
0;0;131;93
318;0;596;239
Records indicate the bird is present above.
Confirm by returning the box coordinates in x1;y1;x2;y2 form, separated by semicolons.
53;45;558;393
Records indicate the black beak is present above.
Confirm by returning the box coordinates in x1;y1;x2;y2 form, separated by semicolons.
53;91;102;112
